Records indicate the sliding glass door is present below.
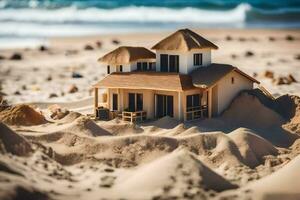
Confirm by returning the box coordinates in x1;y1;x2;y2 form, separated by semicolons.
128;93;143;112
156;94;174;118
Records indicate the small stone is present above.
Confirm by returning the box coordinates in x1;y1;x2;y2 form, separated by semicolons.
22;85;27;90
72;72;83;78
112;39;120;45
264;70;274;79
268;36;275;41
231;54;237;59
239;37;246;42
46;75;52;81
10;53;22;60
39;45;48;51
49;93;58;98
294;54;300;60
245;51;254;57
96;41;102;48
14;91;21;95
84;44;94;50
285;35;295;41
225;36;232;41
68;84;78;93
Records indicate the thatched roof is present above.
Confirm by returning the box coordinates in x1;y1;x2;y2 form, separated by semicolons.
93;72;197;91
191;63;259;88
152;29;218;51
98;46;156;65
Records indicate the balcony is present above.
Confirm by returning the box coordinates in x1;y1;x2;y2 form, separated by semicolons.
122;111;147;123
185;105;208;121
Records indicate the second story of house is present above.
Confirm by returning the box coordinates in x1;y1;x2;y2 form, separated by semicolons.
98;46;156;74
152;29;218;74
98;29;218;75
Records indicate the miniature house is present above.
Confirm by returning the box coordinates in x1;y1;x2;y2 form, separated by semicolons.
93;29;259;122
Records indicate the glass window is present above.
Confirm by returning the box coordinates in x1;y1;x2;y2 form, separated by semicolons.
193;53;203;66
107;65;110;74
169;55;179;72
119;65;123;72
137;62;142;71
142;62;148;71
160;54;168;72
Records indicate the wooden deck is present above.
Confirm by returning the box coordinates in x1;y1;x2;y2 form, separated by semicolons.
122;111;147;123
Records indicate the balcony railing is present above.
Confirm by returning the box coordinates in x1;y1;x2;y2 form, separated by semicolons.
122;111;147;123
186;105;208;121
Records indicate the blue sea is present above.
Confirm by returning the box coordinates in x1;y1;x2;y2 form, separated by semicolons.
0;0;300;48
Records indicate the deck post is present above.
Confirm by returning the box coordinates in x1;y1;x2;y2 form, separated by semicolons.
208;88;212;118
178;91;182;121
94;87;98;117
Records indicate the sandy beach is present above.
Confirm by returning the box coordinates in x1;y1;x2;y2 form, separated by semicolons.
1;28;300;200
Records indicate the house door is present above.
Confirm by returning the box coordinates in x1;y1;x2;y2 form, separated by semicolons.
156;94;173;118
128;93;143;112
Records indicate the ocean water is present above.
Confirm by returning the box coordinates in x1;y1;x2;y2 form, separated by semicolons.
0;0;299;48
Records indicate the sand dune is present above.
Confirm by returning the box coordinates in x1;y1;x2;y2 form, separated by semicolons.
0;122;32;156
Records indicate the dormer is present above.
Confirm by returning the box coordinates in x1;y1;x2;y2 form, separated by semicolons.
98;46;156;74
151;29;218;74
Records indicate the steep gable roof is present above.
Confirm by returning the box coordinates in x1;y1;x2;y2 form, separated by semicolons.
98;46;155;65
152;29;218;51
191;63;259;88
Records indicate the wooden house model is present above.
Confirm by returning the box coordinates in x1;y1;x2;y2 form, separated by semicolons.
93;29;259;122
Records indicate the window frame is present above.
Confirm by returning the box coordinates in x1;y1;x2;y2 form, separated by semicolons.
193;53;203;66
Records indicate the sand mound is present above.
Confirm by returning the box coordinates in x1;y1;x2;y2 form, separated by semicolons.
222;92;284;129
228;128;278;168
0;122;32;156
277;95;300;134
178;132;245;167
245;155;300;199
100;120;144;135
146;116;180;129
0;104;45;126
117;150;236;199
62;116;111;136
0;185;48;200
56;111;82;123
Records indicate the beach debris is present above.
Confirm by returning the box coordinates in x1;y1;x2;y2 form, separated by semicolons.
294;54;300;60
112;39;120;45
238;37;246;42
10;53;22;60
68;84;78;93
266;62;272;66
245;51;254;57
268;36;276;41
14;91;21;95
39;45;48;51
225;36;232;41
84;44;94;50
72;72;83;78
22;85;27;90
264;70;274;79
285;35;295;41
46;75;52;81
49;93;58;98
231;54;237;59
48;105;69;120
96;41;102;48
252;72;257;77
0;104;45;126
